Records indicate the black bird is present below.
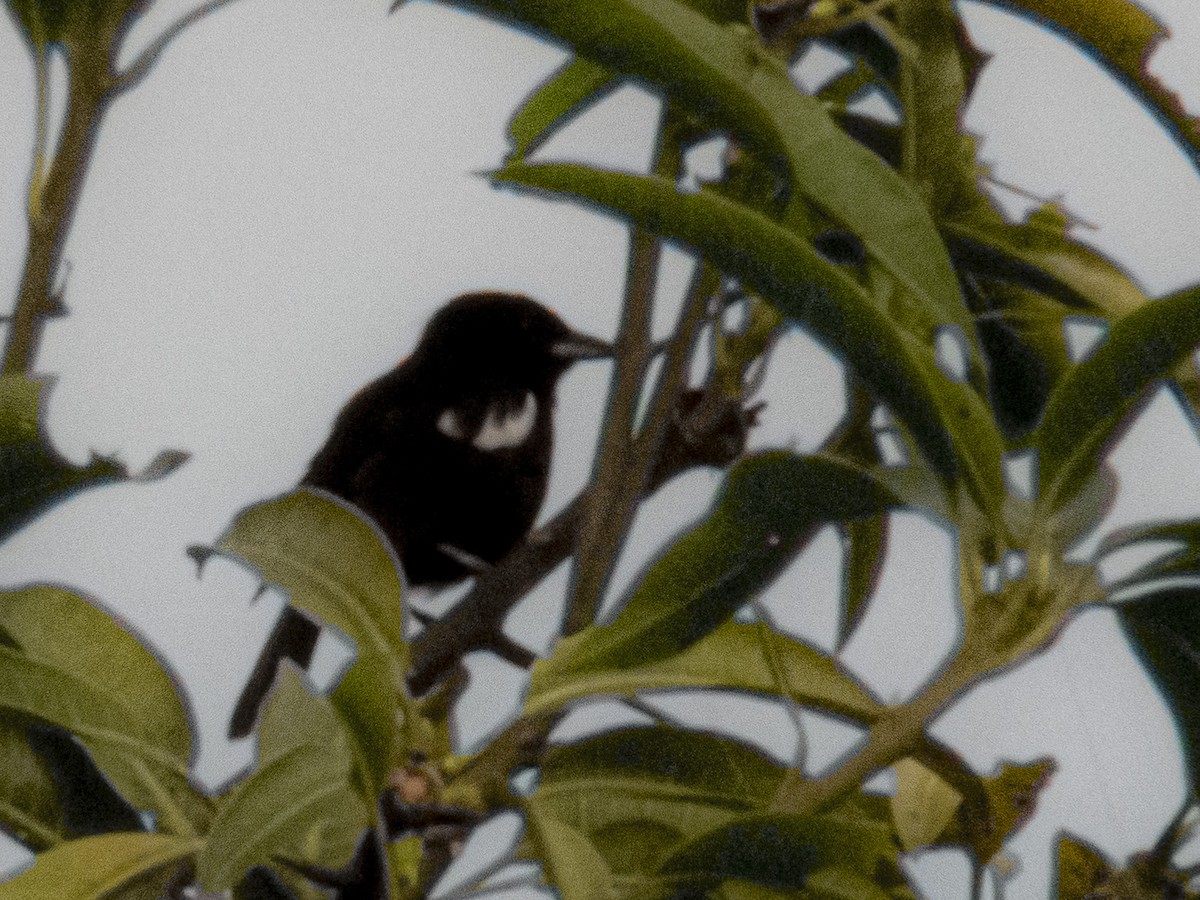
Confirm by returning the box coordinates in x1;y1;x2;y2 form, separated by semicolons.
228;292;609;738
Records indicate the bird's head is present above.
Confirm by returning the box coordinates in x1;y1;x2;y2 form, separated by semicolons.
416;292;610;392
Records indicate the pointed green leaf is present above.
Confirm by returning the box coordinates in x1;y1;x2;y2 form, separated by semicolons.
211;490;405;659
0;647;205;838
534;452;899;676
532;727;785;875
1055;833;1110;900
196;744;362;892
197;674;368;891
659;806;898;892
0;588;191;762
509;57;616;159
1036;284;1200;506
1101;519;1200;588
944;210;1148;322
891;757;962;852
0;377;124;543
0;832;199;900
894;0;980;216
457;0;973;344
6;0;71;47
529;620;880;724
524;804;617;900
6;0;144;49
0;716;67;850
1118;587;1200;786
0;588;207;836
208;489;408;787
840;516;887;648
497;163;1004;508
0;378;186;544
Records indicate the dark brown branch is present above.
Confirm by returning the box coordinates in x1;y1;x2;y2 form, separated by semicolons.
408;494;587;696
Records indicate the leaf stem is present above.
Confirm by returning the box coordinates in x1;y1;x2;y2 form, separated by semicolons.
110;0;249;94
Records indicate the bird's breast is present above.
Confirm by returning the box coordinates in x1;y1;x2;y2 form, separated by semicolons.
436;390;539;452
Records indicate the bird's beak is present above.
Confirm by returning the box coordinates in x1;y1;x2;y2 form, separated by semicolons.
551;331;613;361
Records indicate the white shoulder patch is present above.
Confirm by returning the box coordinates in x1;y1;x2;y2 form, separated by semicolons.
436;407;468;440
474;391;537;451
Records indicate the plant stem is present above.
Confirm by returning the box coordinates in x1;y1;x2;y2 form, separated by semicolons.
3;44;109;376
3;0;248;377
771;648;980;815
566;120;686;633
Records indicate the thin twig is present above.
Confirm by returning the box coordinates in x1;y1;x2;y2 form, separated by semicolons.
109;0;247;94
408;494;589;696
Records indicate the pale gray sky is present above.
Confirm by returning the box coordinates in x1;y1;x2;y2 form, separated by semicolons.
1;1;1200;897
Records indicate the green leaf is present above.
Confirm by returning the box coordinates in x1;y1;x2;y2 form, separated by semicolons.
531;727;784;875
1101;519;1200;588
0;377;125;543
0;832;200;900
890;754;1053;861
1055;833;1110;900
1035;284;1200;506
894;0;980;217
207;488;408;787
196;673;369;892
660;816;817;889
211;490;406;659
815;61;877;114
529;620;880;724
524;804;618;900
1118;587;1200;786
0;647;205;839
533;452;899;676
840;515;886;648
944;211;1149;322
802;867;896;900
6;0;71;47
497;163;1004;508
458;0;973;344
0;588;208;836
508;57;616;160
659;806;899;893
6;0;143;49
0;716;67;850
0;588;191;764
891;757;962;852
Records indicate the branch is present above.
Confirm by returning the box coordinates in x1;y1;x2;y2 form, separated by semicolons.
109;0;247;94
408;493;587;696
406;382;756;696
771;650;979;815
3;46;109;375
566;118;683;632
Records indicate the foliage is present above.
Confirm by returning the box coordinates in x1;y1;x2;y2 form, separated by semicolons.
2;0;1200;897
